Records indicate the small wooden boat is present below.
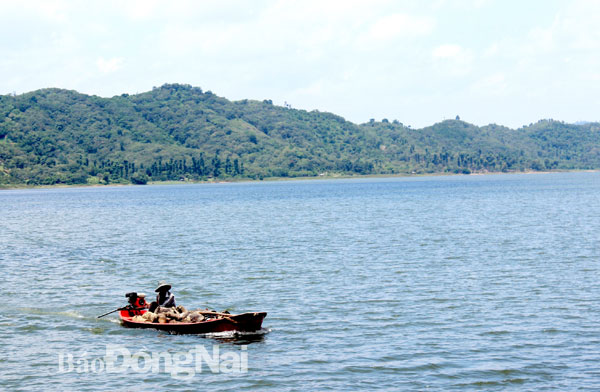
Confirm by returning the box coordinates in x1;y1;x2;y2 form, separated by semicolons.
119;309;267;335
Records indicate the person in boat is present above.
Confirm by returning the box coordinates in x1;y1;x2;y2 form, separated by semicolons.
149;283;176;311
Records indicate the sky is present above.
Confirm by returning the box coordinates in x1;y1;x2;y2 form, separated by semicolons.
1;0;599;128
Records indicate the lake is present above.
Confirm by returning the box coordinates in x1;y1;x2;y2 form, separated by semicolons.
1;172;599;390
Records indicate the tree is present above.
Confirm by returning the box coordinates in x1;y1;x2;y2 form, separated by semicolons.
131;172;149;184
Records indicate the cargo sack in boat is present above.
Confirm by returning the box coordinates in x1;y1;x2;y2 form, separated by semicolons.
131;315;146;323
189;313;205;322
142;312;157;323
165;310;181;321
156;306;170;314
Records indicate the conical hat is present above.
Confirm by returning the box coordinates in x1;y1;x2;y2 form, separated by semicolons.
155;283;171;292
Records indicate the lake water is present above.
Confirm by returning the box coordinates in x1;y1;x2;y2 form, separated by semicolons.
1;172;599;391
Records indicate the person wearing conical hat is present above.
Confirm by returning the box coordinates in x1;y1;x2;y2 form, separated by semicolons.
154;283;176;308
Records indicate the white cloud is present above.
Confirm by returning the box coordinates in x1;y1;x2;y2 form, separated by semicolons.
34;0;69;23
367;13;435;41
430;0;492;11
431;44;473;76
558;0;600;50
512;1;600;57
472;0;491;8
432;44;463;58
121;0;161;21
50;31;80;53
483;43;499;57
96;57;124;74
470;72;508;96
527;26;555;53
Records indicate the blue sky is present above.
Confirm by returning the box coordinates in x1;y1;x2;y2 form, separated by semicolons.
1;0;598;128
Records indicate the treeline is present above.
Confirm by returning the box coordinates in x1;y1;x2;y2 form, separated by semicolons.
395;149;558;174
142;154;244;182
1;83;599;186
14;153;246;186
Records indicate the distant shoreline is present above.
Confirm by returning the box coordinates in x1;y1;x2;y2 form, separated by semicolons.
1;169;598;191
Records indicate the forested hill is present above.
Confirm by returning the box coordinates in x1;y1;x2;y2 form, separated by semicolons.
1;83;599;186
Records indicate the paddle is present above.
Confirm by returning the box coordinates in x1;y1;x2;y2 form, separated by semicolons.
97;307;126;318
97;306;145;318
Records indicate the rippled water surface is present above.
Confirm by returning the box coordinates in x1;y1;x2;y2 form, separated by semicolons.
1;173;600;390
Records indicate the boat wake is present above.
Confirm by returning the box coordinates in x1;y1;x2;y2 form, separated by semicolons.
195;328;271;340
204;327;271;337
17;307;85;319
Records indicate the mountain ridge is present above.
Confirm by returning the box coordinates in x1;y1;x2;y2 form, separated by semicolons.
1;83;599;186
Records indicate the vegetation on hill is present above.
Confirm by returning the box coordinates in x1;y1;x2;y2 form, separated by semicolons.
1;83;599;186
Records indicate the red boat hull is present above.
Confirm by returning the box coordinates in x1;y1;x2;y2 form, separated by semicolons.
119;310;267;334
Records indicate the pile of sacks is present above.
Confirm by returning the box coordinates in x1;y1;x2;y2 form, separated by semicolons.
130;305;221;324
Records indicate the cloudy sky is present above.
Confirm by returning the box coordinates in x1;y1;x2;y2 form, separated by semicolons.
1;0;599;128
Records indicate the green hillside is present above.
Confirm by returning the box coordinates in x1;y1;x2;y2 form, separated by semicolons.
1;83;599;186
